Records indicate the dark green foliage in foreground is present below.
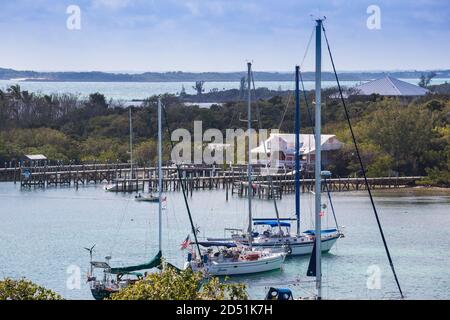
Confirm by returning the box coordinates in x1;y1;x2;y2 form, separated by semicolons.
0;84;449;186
428;82;450;94
109;266;247;300
0;278;63;300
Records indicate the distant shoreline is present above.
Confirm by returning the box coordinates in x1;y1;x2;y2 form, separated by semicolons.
371;186;450;194
1;67;449;83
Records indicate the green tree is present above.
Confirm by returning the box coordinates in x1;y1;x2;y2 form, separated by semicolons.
109;266;247;300
87;92;108;109
193;81;205;95
80;136;128;163
86;114;130;138
0;135;7;162
180;85;187;97
134;140;157;166
0;278;63;300
361;102;434;175
0;128;78;162
420;126;450;186
418;72;437;88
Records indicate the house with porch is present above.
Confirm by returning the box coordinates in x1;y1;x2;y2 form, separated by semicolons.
251;133;343;170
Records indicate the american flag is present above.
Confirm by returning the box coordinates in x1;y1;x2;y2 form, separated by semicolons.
180;234;190;250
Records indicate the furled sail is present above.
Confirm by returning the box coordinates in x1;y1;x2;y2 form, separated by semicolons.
110;250;162;274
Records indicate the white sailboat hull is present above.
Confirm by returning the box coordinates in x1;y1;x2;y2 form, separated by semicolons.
105;182;143;192
188;253;286;276
252;234;340;256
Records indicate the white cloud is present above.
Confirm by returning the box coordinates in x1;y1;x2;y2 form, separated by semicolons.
206;1;224;16
184;0;225;17
91;0;132;10
185;1;200;16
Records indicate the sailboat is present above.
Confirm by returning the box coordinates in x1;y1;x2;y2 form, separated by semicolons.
87;98;165;300
105;108;144;192
184;63;286;276
264;19;330;300
205;64;342;256
309;19;326;298
236;63;342;255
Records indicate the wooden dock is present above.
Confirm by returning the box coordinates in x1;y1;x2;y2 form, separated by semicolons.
0;163;423;196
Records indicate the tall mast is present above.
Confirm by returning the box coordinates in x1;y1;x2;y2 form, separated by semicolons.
247;62;253;249
295;65;301;236
129;108;134;179
157;98;163;252
314;19;323;299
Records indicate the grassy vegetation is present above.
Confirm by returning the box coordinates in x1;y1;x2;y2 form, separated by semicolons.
0;278;62;300
0;84;449;186
0;268;248;300
109;266;247;300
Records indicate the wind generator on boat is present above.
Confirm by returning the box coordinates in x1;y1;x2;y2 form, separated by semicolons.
86;98;165;300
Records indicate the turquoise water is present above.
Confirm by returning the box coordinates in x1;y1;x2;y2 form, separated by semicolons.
0;183;449;300
0;78;448;101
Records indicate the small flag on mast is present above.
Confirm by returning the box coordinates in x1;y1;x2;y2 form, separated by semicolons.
161;196;167;209
180;234;190;250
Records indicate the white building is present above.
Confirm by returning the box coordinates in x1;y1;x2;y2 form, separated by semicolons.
251;133;343;169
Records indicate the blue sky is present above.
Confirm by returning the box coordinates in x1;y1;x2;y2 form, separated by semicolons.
0;0;449;72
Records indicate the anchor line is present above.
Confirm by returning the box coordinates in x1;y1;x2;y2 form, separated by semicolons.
321;22;404;299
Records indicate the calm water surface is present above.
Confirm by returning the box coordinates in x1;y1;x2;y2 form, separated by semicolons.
1;78;448;101
0;183;449;300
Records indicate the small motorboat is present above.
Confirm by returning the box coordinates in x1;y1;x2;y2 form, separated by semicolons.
134;193;160;203
265;287;294;300
105;181;144;192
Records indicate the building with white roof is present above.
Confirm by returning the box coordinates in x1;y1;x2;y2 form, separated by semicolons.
251;133;343;169
352;76;429;96
21;154;48;166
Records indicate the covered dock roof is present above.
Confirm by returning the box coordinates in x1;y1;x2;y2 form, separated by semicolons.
23;154;47;161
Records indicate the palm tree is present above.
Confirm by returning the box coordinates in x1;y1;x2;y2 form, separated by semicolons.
192;81;205;95
7;84;22;100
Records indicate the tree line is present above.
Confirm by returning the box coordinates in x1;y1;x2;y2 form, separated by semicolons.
0;84;448;186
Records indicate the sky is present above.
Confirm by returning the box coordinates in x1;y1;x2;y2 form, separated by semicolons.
0;0;449;72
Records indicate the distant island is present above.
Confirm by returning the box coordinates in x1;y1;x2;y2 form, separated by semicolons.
1;67;449;82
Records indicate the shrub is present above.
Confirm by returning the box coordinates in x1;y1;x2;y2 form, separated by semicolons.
0;278;63;300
